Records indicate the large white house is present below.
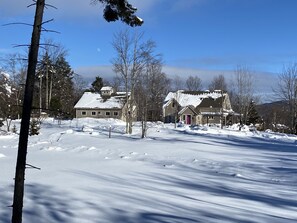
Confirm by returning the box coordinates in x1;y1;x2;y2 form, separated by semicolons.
74;87;136;121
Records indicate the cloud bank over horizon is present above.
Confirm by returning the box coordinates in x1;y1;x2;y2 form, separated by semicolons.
74;64;278;102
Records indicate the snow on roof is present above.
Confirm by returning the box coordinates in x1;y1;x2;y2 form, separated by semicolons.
101;86;113;91
74;92;125;109
164;91;225;108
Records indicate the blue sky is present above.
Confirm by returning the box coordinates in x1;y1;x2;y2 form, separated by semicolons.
1;0;297;99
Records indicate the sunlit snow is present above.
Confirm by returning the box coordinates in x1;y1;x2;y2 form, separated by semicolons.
0;118;297;223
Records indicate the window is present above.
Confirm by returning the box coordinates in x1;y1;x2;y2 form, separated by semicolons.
81;111;86;116
172;102;175;108
91;111;96;116
183;115;186;120
114;111;118;116
209;116;214;120
106;111;110;116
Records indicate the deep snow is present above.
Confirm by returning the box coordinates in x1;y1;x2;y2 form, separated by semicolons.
1;118;297;223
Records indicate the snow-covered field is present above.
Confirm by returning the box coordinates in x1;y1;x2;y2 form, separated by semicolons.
1;118;297;223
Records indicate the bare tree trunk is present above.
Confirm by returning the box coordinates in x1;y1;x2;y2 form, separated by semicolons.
12;1;45;222
49;71;53;109
45;52;49;110
39;74;42;115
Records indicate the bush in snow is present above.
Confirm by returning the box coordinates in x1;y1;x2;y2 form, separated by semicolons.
29;119;40;136
12;124;17;134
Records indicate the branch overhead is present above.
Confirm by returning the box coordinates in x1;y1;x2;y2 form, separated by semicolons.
93;0;143;27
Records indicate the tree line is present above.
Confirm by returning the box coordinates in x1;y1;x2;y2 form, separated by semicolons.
1;34;296;135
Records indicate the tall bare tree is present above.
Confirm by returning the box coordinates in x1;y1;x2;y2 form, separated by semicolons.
136;54;170;137
230;65;254;125
186;75;202;91
209;74;228;92
171;75;184;91
274;63;297;133
112;30;150;134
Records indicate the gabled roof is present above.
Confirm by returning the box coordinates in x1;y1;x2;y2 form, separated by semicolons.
74;92;125;109
163;90;226;108
178;105;198;115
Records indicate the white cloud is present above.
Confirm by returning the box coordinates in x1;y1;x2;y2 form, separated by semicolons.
74;65;115;82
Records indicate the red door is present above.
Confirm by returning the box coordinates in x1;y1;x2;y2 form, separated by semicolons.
186;115;191;124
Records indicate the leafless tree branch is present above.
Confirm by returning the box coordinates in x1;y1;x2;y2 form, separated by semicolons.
26;163;41;170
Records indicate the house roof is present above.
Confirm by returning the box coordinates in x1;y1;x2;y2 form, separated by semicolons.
74;92;125;109
101;86;113;91
163;90;226;108
197;96;225;108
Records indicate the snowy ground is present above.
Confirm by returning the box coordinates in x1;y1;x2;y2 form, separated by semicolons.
1;118;297;223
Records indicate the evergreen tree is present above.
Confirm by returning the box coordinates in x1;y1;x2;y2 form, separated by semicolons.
90;76;104;92
92;0;143;26
51;55;74;116
36;54;74;117
247;100;261;125
29;119;40;136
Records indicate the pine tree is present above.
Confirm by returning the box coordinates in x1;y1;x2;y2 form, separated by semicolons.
12;124;17;134
29;119;40;136
50;55;74;116
90;76;104;92
36;54;75;117
247;100;261;125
